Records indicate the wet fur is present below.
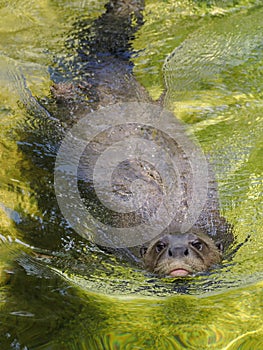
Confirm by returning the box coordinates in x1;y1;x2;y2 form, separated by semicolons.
49;0;233;273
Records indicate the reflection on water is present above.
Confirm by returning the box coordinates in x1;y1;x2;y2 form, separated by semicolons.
163;6;263;108
0;0;262;348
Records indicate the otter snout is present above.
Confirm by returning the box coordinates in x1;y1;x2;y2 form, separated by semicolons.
168;246;189;258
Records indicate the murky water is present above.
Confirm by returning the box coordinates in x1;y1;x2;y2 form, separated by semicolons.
0;0;262;349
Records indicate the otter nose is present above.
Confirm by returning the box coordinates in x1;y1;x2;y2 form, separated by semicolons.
168;246;189;258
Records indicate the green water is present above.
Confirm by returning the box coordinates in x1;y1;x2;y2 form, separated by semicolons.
0;0;262;349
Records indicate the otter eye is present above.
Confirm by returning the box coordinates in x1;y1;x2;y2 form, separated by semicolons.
155;241;166;253
191;240;203;251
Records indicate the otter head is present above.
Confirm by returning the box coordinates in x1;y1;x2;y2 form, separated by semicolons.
140;231;223;277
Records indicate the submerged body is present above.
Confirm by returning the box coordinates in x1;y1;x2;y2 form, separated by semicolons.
50;0;233;276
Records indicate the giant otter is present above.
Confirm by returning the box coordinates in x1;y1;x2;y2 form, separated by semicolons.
25;0;233;277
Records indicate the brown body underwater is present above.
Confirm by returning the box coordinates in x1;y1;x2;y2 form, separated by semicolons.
51;0;233;277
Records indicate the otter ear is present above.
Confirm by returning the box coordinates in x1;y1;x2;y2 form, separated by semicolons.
215;241;224;252
140;245;148;257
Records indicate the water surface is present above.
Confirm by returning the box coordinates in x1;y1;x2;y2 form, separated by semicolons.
0;0;262;348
